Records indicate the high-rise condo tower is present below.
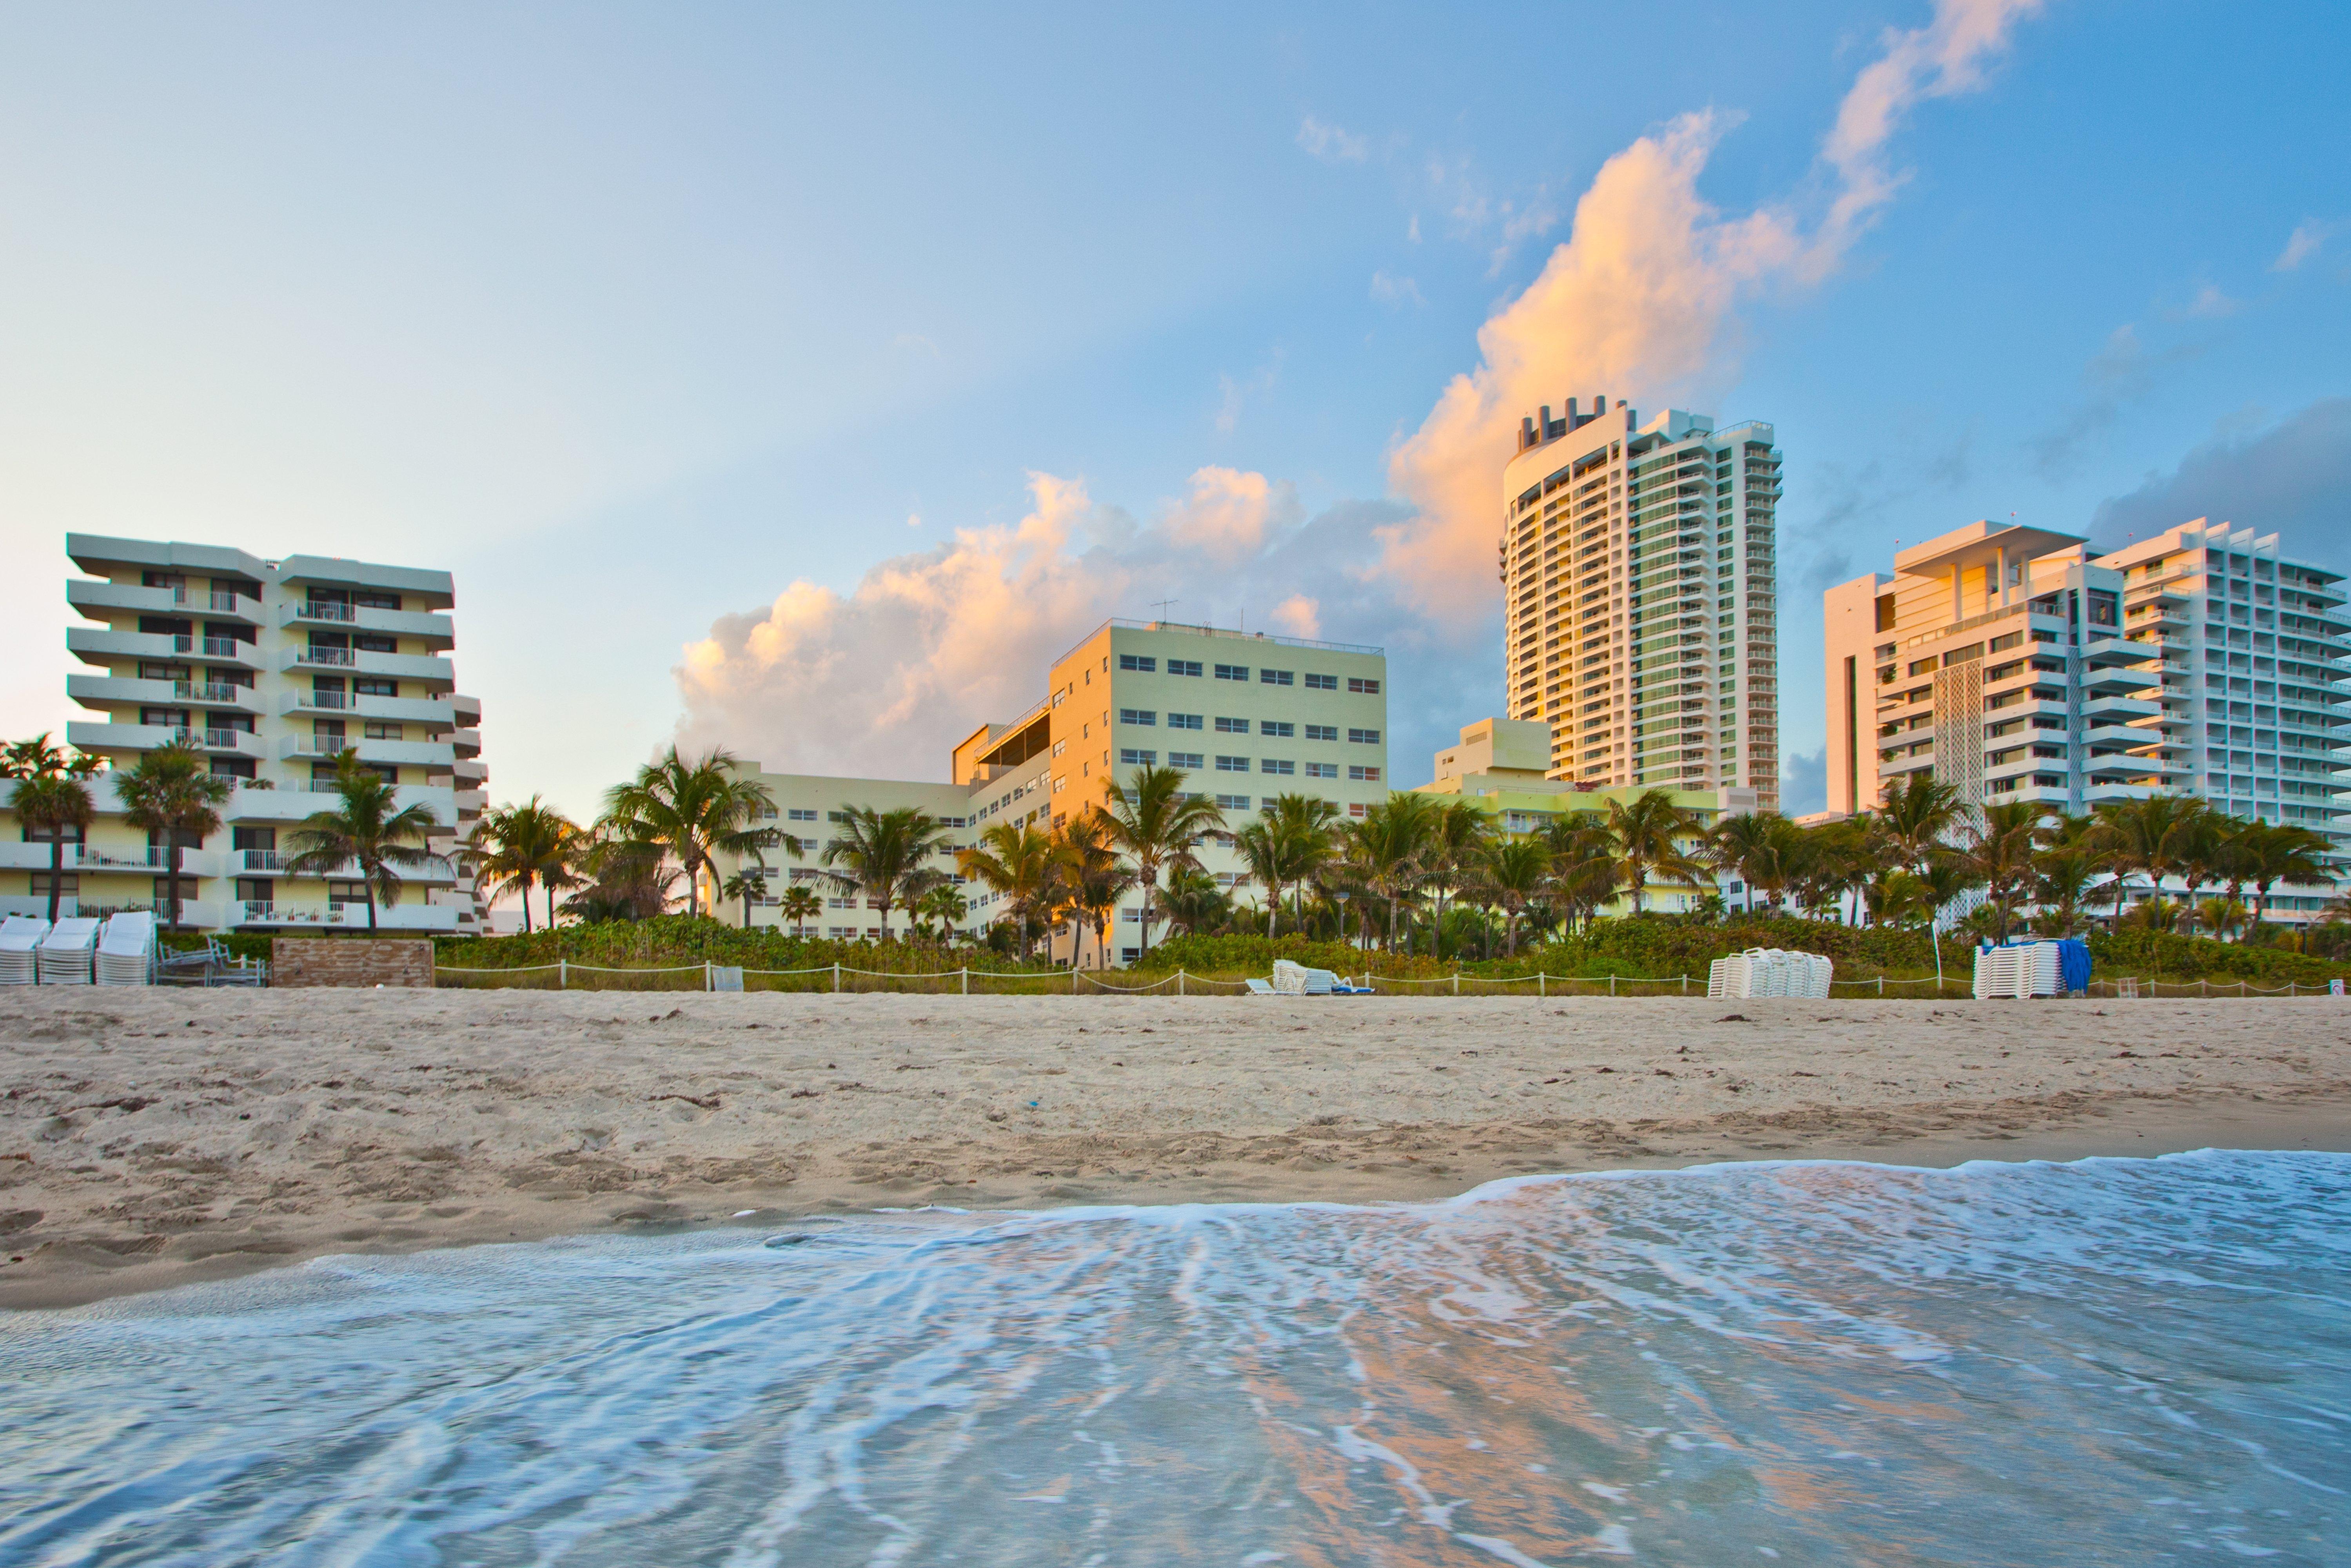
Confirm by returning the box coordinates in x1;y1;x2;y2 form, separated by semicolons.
1499;400;1781;807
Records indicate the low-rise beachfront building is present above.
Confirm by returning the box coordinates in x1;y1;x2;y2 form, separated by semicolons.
1823;517;2346;922
0;534;489;934
1412;716;1759;914
703;618;1391;964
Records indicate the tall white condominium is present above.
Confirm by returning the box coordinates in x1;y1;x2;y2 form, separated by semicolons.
36;535;490;934
1499;399;1781;807
2095;521;2349;884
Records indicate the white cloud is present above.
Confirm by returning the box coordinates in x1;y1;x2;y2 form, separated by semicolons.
1297;116;1368;163
1369;271;1425;308
2273;219;2335;272
2182;282;2241;318
675;469;1332;776
1373;0;2044;619
1268;593;1322;640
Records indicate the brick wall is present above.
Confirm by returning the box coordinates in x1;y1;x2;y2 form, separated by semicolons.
271;938;436;988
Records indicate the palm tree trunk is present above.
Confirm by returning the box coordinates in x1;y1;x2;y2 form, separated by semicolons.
521;871;535;933
46;836;64;923
166;834;183;933
367;877;379;933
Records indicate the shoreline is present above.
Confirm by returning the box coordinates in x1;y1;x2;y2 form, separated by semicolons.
6;991;2348;1311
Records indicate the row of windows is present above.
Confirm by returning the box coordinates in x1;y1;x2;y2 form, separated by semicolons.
1117;710;1378;744
1116;653;1380;694
1119;748;1383;782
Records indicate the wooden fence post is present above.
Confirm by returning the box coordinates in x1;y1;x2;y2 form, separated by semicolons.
558;959;566;990
832;962;841;993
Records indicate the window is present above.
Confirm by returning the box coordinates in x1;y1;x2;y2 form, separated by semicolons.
1120;947;1140;964
355;591;401;611
327;880;370;907
1051;739;1066;757
1167;712;1203;730
31;873;78;898
1120;748;1156;766
1215;755;1249;772
1347;677;1381;694
354;633;397;654
354;678;397;697
1169;659;1203;677
1349;765;1382;782
363;722;402;740
138;661;191;682
787;808;817;822
828;810;850;823
1215;716;1249;733
1304;761;1338;779
1215;794;1251;811
1168;750;1204;769
1348;802;1367;818
1261;758;1294;775
1347;728;1381;744
1118;708;1156;726
1118;653;1156;672
1304;723;1339;742
1304;673;1337;691
1260;720;1294;737
1259;668;1294;686
1215;663;1249;681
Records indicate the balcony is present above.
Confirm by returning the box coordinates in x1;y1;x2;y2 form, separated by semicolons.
64;626;260;670
280;690;456;726
64;721;267;759
224;783;461;829
447;726;482;757
2082;664;2159;696
237;901;461;932
280;600;456;647
278;735;456;768
230;849;457;884
446;692;483;726
282;646;456;684
66;579;263;624
66;674;265;714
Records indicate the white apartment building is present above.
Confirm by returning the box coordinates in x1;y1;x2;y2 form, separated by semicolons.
1823;517;2346;920
2094;521;2348;898
0;535;490;933
707;618;1390;964
1500;399;1781;808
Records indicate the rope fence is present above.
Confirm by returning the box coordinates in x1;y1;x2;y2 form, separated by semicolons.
432;960;2347;999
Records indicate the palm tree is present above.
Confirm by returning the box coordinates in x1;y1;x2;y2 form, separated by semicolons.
2092;793;2210;921
1955;799;2042;944
1049;808;1133;967
1343;793;1436;951
821;805;952;942
3;733;103;780
721;867;770;927
601;747;777;920
562;830;681;922
957;822;1058;958
1264;794;1342;933
1872;774;1966;875
1103;764;1225;956
13;771;96;922
283;750;447;932
1473;835;1551;956
1540;810;1619;933
915;882;970;945
778;883;822;938
466;795;585;932
2197;897;2247;941
1157;864;1233;938
1707;811;1806;915
2237;821;2331;929
115;741;232;931
1607;789;1706;915
1420;800;1492;941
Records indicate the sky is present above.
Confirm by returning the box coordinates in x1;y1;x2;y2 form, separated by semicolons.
3;0;2346;820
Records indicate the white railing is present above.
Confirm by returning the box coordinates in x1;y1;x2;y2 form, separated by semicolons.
295;601;356;622
295;646;356;666
174;682;250;703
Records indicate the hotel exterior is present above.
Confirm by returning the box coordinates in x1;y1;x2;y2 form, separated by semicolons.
1500;400;1782;808
705;618;1389;963
1823;517;2347;921
0;535;488;933
1414;716;1758;914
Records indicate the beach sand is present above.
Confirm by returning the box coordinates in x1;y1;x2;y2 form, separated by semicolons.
4;989;2347;1309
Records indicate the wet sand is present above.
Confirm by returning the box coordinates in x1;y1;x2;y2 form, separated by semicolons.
5;989;2347;1309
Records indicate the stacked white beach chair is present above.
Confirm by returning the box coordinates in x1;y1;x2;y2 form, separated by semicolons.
36;916;100;985
1972;941;2061;1000
1707;948;1834;1000
0;915;48;985
94;912;157;986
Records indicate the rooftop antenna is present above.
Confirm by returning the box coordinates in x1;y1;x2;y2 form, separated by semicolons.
1151;597;1178;623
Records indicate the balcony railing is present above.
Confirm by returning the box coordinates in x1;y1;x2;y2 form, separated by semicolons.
294;601;357;622
295;689;349;709
295;645;357;666
174;682;252;703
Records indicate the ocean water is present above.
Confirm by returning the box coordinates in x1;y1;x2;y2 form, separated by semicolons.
2;1152;2346;1567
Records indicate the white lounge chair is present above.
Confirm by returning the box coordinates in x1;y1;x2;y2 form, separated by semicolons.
37;917;100;985
0;916;48;986
95;912;157;986
1245;978;1274;995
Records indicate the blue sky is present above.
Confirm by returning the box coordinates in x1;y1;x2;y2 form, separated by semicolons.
2;1;2345;818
